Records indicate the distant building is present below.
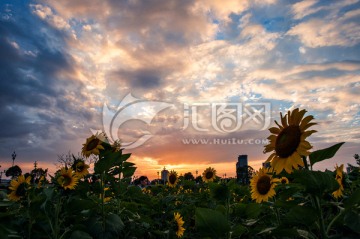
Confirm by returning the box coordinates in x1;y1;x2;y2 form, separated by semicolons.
236;155;249;184
161;167;169;182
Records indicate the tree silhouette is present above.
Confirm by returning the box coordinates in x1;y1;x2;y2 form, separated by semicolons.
57;151;95;169
30;168;48;183
354;154;360;166
347;154;360;172
184;172;195;180
5;165;22;178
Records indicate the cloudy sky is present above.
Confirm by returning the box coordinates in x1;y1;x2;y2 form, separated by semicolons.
1;0;360;179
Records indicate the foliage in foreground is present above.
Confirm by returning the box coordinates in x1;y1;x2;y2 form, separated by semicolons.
0;108;359;239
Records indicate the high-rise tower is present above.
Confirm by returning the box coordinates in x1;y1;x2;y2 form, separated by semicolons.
236;155;249;184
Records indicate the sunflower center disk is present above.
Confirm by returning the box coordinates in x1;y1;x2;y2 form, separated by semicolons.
16;183;27;197
76;163;84;172
257;176;271;195
86;139;100;151
169;174;177;184
205;171;213;179
62;176;72;186
275;125;301;158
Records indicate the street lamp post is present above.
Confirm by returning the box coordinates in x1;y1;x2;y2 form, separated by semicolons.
12;151;16;167
0;166;5;184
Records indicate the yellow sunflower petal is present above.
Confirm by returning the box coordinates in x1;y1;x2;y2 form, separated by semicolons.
292;153;304;166
274;120;283;129
296;146;310;156
289;108;299;125
265;153;276;162
302;122;317;131
301;130;317;139
300;115;314;129
271;158;283;174
294;109;307;125
267;134;277;141
269;127;281;134
280;112;288;127
263;145;274;153
299;140;312;149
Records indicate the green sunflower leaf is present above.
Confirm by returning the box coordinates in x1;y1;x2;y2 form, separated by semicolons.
195;207;230;238
284;205;318;227
94;151;118;173
344;210;360;234
106;213;125;234
231;224;247;237
344;188;360;208
309;142;345;167
69;230;93;239
122;162;137;178
121;153;131;161
293;170;339;196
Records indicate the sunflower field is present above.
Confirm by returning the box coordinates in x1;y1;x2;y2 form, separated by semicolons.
0;108;359;239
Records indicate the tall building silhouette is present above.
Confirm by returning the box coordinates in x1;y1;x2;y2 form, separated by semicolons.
161;167;169;182
236;155;249;184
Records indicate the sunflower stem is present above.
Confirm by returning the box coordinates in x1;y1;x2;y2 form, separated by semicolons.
302;156;309;170
272;198;281;226
101;171;106;238
326;206;344;235
53;196;63;239
118;161;122;214
314;195;327;239
27;193;32;239
226;195;231;239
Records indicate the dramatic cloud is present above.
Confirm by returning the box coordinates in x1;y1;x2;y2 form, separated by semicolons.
288;0;360;47
1;0;359;179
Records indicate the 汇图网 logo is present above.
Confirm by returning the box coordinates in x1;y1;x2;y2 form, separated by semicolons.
92;94;270;149
182;102;270;133
92;93;173;149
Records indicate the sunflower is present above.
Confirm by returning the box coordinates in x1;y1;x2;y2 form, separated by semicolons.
142;187;152;195
332;164;344;199
264;108;317;174
250;168;279;203
37;175;46;188
202;167;216;183
280;177;289;184
72;160;90;178
111;139;122;152
168;170;179;187
8;175;31;201
100;187;112;203
57;168;79;190
334;164;344;181
82;134;105;157
174;212;185;238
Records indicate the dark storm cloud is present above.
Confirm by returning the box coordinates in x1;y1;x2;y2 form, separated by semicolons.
0;2;92;160
0;12;71;108
116;69;162;89
0;106;40;138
